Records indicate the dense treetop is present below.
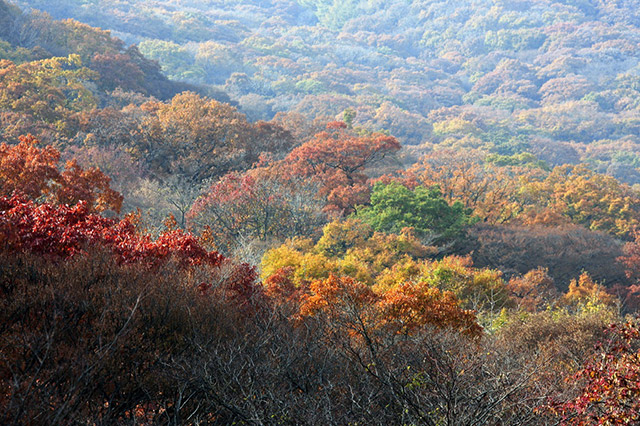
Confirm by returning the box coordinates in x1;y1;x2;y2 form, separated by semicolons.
9;0;640;183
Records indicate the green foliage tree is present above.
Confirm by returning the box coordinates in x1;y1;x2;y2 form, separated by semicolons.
355;181;475;245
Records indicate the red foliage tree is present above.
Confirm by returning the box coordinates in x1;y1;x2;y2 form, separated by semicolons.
0;134;123;213
282;123;401;213
0;193;263;312
55;159;124;214
0;194;221;267
0;134;60;199
188;169;325;253
620;230;640;283
550;321;640;425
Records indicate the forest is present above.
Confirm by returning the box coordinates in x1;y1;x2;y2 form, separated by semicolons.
2;0;640;424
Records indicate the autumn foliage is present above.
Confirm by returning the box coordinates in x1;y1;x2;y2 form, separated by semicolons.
0;134;123;213
188;169;325;253
283;123;400;213
550;321;640;425
6;1;640;422
377;280;482;336
296;273;481;337
0;193;234;270
519;164;640;237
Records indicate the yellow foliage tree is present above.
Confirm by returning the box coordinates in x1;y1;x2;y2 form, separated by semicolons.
562;272;618;314
520;164;640;237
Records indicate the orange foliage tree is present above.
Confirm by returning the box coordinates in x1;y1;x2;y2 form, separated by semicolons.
0;134;60;199
507;267;558;312
519;164;640;237
407;149;531;224
135;92;295;183
561;272;618;312
282;121;401;213
297;274;481;339
377;280;482;336
0;134;122;213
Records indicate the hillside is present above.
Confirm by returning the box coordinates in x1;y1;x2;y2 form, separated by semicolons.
4;1;640;424
10;0;640;183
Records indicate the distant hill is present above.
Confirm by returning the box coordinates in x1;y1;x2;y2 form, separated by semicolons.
0;0;226;102
7;0;640;183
